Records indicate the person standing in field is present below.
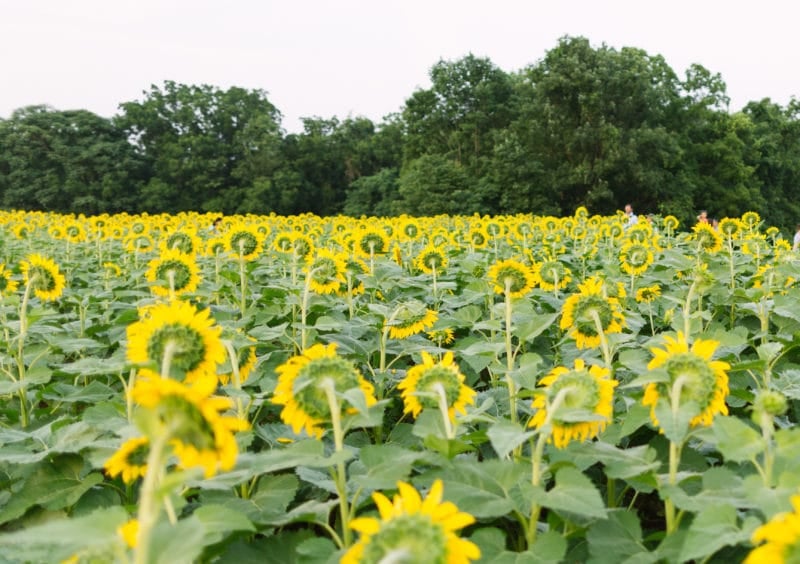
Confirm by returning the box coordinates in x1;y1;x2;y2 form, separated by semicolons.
697;210;709;224
793;223;800;251
624;204;638;229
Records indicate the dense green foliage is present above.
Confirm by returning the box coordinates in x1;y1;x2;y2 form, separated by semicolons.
2;36;800;230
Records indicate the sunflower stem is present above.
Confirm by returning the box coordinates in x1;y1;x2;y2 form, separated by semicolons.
665;374;689;534
160;340;178;380
647;302;655;336
134;429;170;564
16;275;35;428
433;382;455;440
167;269;176;302
321;378;352;548
503;280;518;427
683;279;698;340
238;254;247;319
589;310;613;371
223;340;246;421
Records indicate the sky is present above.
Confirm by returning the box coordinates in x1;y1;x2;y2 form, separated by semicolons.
2;0;799;133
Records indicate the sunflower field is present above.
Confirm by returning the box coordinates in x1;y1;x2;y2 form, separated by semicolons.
0;208;799;563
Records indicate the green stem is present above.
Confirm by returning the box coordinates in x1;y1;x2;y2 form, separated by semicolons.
589;310;613;370
433;382;455;440
160;341;177;380
239;255;247;318
504;280;517;425
321;379;352;548
665;374;688;534
223;340;246;421
133;429;170;564
683;279;698;339
17;276;35;428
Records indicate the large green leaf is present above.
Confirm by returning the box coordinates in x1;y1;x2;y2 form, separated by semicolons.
541;466;606;520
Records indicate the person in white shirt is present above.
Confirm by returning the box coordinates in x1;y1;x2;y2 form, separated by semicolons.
624;204;638;229
793;223;800;251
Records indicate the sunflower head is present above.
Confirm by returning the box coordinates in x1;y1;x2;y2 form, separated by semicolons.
741;211;761;232
145;248;200;297
662;215;680;233
718;217;742;239
20;254;66;301
126;300;225;384
271;343;377;438
0;264;19;296
692;223;723;254
398;352;475;421
162;230;200;255
343;480;480;564
427;327;455;347
386;301;438;339
619;241;654;276
356;228;390;256
104;437;149;484
416;246;448;275
560;276;626;349
642;332;730;429
745;495;800;564
488;259;536;298
529;358;618;448
227;225;263;260
535;259;572;292
306;249;347;295
635;284;662;304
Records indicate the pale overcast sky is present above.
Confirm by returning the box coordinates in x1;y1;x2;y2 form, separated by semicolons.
1;0;799;133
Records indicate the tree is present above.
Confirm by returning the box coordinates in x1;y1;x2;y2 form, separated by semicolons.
395;154;480;215
0;106;145;213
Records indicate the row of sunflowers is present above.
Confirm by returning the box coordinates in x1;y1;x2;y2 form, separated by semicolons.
0;208;799;563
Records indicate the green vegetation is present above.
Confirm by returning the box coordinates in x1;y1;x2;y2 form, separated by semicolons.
2;37;800;231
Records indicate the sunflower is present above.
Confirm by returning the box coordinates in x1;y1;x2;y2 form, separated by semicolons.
0;264;19;297
398;352;475;422
271;343;377;438
741;211;761;232
718;217;742;239
399;218;421;241
468;225;490;249
642;332;730;429
415;245;448;274
124;234;154;254
289;232;315;261
386;301;438;339
103;262;122;278
126;300;225;384
343;479;480;564
560;276;626;349
745;495;800;564
487;259;536;298
161;229;201;255
691;222;723;254
535;259;572;292
619;241;654;276
205;236;227;257
427;327;456;346
662;215;680;233
104;437;149;484
20;254;66;301
226;225;263;261
12;223;32;239
338;257;369;297
306;249;347;295
132;376;248;477
118;519;139;549
635;284;662;304
529;359;618;449
218;337;258;386
145;248;200;297
64;220;87;244
272;231;294;253
355;228;390;256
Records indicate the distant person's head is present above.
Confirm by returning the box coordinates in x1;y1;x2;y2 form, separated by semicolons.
624;204;633;215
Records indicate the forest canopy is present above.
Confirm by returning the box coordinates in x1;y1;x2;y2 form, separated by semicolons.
2;36;800;231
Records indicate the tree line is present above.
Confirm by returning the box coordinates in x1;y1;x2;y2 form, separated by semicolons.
2;36;800;231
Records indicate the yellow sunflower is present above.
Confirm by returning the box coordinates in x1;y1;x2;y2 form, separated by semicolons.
560;276;626;349
271;343;377;438
415;245;448;275
468;225;490;249
718;217;742;240
0;263;19;297
126;300;225;384
529;358;618;449
662;215;680;233
104;437;149;484
218;337;258;386
534;259;572;292
355;228;390;256
132;376;248;477
20;254;66;301
338;257;370;297
343;479;480;564
741;211;761;232
306;249;347;295
635;284;662;304
619;240;654;276
398;352;476;422
691;222;723;254
745;494;800;564
487;259;536;299
386;301;438;339
399;218;421;241
642;332;730;429
145;248;201;297
118;519;139;549
427;327;456;346
288;232;315;261
161;229;201;255
226;224;263;261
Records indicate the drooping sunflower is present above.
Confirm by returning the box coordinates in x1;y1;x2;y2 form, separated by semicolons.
386;301;438;340
427;327;456;346
741;211;761;232
718;217;742;240
691;222;723;254
0;263;19;297
306;249;347;295
529;358;618;449
745;494;800;564
226;224;263;261
343;479;481;564
534;259;572;292
398;352;475;422
662;215;680;233
271;343;377;438
103;262;123;278
132;376;248;477
288;232;315;261
560;276;626;349
635;284;662;304
642;332;730;429
161;229;201;255
126;300;225;384
619;240;654;276
145;248;200;297
20;254;66;301
487;259;536;298
415;245;448;275
104;437;149;484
